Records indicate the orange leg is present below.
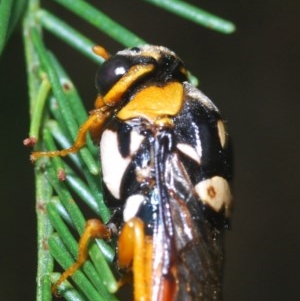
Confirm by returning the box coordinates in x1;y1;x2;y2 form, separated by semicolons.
52;219;112;295
31;106;111;161
118;217;153;301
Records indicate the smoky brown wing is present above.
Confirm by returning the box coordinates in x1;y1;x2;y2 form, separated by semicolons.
164;153;225;301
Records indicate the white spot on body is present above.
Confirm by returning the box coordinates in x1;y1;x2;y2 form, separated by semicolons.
195;176;232;217
100;129;144;199
217;120;227;148
100;130;130;199
177;143;201;164
123;194;145;222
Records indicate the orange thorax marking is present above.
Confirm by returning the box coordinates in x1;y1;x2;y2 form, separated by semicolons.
117;82;184;123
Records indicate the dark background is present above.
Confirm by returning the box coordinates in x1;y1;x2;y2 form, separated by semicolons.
0;0;299;300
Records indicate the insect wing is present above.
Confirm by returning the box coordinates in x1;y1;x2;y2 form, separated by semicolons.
164;153;224;301
151;83;232;300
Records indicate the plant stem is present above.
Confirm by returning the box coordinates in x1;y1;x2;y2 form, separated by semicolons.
143;0;236;34
37;9;104;64
52;0;146;46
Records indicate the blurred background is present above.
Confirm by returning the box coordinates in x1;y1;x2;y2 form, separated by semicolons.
0;0;299;300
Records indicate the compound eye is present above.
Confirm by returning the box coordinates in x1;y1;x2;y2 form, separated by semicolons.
95;55;132;95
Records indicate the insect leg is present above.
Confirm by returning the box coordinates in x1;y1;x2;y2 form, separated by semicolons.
52;219;112;295
118;217;153;301
31;107;110;161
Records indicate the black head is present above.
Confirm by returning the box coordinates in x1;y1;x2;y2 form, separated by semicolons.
95;45;188;97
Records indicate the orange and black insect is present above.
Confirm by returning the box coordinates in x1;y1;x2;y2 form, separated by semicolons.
32;45;233;301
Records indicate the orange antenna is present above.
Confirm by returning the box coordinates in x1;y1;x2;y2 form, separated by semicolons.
92;45;111;60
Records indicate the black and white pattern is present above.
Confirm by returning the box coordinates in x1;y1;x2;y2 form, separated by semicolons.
96;45;233;300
